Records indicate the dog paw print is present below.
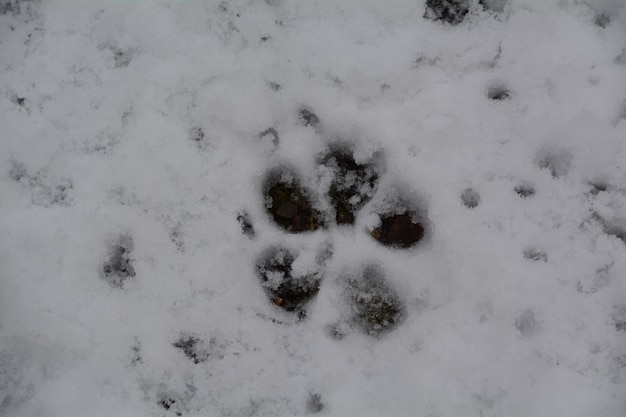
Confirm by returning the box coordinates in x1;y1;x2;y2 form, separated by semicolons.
246;120;429;338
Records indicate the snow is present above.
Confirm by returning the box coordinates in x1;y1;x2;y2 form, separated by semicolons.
1;0;625;416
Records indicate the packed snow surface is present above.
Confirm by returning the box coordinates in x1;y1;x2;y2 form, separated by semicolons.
1;0;626;416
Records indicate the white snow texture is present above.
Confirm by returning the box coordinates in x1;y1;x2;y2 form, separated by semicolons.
1;0;626;416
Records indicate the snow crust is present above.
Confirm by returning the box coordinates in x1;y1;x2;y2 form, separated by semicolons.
1;0;625;416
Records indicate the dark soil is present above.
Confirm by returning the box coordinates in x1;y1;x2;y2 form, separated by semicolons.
265;169;324;233
370;213;425;248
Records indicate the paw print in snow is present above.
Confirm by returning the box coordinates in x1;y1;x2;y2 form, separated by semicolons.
245;112;430;337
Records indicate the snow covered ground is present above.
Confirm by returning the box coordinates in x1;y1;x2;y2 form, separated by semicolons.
1;0;626;416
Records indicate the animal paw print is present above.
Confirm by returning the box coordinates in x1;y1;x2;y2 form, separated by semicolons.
247;120;430;337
